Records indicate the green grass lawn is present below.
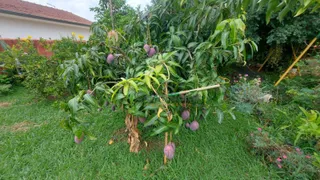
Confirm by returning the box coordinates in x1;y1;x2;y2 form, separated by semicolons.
0;87;278;179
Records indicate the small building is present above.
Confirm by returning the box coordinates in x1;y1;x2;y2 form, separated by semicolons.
0;0;92;40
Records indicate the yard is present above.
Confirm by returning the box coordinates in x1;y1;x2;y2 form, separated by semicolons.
1;0;320;179
0;87;277;179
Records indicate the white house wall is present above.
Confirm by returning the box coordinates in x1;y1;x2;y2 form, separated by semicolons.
0;13;90;40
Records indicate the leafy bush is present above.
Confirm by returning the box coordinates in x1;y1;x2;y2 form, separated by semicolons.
295;108;320;145
280;75;320;110
0;74;12;95
0;36;86;98
247;127;319;179
246;8;320;69
0;74;12;84
228;74;271;114
0;84;12;95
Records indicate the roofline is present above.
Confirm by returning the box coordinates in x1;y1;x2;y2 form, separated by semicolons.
0;9;91;27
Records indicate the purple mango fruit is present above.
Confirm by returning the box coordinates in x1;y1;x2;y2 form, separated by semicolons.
138;117;146;123
107;54;114;64
181;110;190;120
189;120;199;131
168;142;176;151
148;47;156;57
86;89;94;95
74;133;84;144
143;44;150;53
164;143;175;160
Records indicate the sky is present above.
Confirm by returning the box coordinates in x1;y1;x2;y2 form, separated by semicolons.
24;0;151;22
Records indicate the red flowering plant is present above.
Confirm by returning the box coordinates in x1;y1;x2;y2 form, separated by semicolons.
247;127;319;179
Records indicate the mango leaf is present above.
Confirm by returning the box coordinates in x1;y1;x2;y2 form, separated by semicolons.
216;20;228;31
278;2;292;21
86;131;97;140
228;110;236;120
187;42;198;49
128;80;139;92
216;108;224;124
234;19;246;32
150;76;160;86
221;31;230;49
83;94;97;106
144;115;158;127
144;103;161;110
151;125;169;136
157;107;163;117
123;83;129;96
258;0;270;10
154;65;163;74
68;97;79;114
145;75;151;88
60;119;72;130
115;93;125;100
266;0;279;24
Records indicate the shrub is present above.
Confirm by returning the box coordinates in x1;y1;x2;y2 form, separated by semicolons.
295;108;320;146
0;36;86;99
280;75;320;110
247;127;319;179
228;74;271;114
246;9;320;69
0;70;13;95
0;84;12;95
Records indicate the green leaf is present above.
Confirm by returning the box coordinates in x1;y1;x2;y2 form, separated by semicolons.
150;76;160;86
266;0;279;24
151;125;169;136
294;133;302;145
221;31;230;49
68;97;79;114
216;20;228;31
144;115;158;127
145;75;151;88
233;46;238;60
228;111;236;120
115;93;125;100
154;65;162;74
172;34;181;46
128;80;139;92
123;83;129;96
278;0;295;21
86;131;97;140
144;103;161;110
216;109;224;124
234;19;246;32
83;94;96;106
60;119;72;130
258;0;269;10
187;42;198;49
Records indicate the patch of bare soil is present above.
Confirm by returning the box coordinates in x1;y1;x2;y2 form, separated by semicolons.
0;102;11;108
0;121;43;133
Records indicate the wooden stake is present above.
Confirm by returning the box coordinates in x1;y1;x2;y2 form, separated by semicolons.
170;84;220;97
164;132;168;164
258;49;273;72
164;82;169;165
109;0;115;30
275;37;318;86
291;43;297;60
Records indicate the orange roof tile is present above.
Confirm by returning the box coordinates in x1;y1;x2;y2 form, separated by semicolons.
0;0;92;26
